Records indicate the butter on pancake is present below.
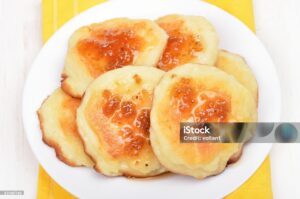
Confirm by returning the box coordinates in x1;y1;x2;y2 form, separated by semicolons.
150;64;257;179
62;18;168;98
156;15;219;71
216;50;259;104
38;88;93;167
77;66;166;177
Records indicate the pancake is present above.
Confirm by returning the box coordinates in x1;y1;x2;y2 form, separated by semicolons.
62;18;168;98
156;14;219;71
216;50;258;104
150;64;257;179
37;88;93;167
77;66;166;177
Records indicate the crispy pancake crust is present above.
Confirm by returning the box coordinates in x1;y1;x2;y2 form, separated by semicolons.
150;64;257;179
38;88;93;167
77;66;167;177
62;18;168;98
156;14;219;71
216;50;259;105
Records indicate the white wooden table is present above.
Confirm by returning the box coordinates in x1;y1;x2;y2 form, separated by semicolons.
0;0;299;198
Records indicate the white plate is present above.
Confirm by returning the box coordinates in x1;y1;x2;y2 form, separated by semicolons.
22;0;281;198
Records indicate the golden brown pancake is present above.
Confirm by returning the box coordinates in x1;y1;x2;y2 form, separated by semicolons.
77;66;166;177
150;64;257;179
156;14;219;71
37;88;93;167
61;18;168;98
216;50;258;104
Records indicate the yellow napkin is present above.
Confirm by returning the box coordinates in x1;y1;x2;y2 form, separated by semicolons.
38;0;273;198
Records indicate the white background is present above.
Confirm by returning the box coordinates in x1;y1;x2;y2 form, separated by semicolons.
0;0;299;198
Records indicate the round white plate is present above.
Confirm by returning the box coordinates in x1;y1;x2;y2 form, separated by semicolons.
22;0;281;198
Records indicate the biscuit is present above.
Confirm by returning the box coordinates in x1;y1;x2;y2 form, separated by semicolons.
150;64;257;179
62;18;168;98
77;66;166;177
38;88;93;167
156;15;219;71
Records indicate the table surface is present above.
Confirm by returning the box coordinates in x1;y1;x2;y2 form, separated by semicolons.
0;0;300;198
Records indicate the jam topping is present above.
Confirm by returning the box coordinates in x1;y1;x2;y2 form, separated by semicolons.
133;74;142;84
171;79;230;122
86;89;151;157
134;109;150;131
157;24;203;71
173;78;197;114
102;90;121;117
111;101;137;125
77;29;143;77
193;93;230;122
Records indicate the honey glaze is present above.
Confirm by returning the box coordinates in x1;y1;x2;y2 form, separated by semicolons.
86;89;152;157
171;78;231;122
77;29;143;77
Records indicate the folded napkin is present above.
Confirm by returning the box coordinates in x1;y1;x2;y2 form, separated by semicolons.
37;0;273;198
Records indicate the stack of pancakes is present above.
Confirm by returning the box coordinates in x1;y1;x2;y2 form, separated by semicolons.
38;15;258;179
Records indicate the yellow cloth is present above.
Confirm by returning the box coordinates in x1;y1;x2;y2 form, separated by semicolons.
38;0;272;198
